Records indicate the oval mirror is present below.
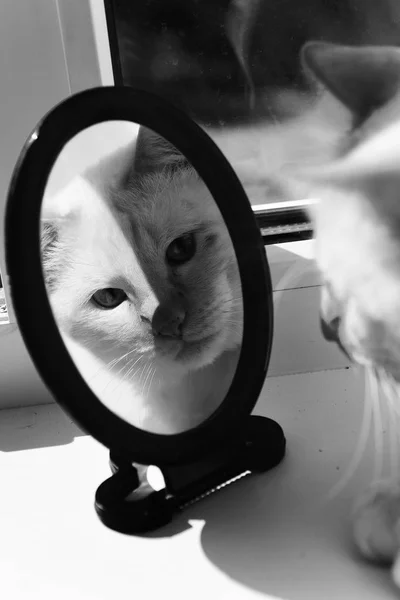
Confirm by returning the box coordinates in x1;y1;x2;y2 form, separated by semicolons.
5;87;285;532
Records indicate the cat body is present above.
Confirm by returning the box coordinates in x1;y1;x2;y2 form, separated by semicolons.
42;123;242;434
206;38;400;590
290;41;400;586
296;43;400;383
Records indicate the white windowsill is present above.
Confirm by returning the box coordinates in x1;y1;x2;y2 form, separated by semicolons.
0;366;395;600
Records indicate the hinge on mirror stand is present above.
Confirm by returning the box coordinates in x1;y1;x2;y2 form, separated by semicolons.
94;415;286;535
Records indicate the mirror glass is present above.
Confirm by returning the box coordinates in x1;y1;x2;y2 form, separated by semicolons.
41;121;243;435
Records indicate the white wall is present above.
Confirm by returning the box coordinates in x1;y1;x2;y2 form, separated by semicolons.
0;0;107;408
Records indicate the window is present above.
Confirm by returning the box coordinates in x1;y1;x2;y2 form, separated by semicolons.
104;0;316;239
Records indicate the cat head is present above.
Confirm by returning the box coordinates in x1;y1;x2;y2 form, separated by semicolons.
299;41;400;380
41;125;242;391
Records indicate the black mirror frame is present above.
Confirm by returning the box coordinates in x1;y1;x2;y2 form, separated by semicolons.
5;86;273;467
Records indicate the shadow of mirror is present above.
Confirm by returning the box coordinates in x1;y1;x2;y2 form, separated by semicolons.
41;121;243;435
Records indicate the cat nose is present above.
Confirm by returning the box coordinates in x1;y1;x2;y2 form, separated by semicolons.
320;284;341;341
152;304;186;339
320;315;341;342
320;283;352;360
320;315;352;360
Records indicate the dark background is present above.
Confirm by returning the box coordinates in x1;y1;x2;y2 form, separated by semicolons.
107;0;400;126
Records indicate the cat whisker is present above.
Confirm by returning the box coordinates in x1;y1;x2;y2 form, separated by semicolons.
221;306;243;313
219;296;243;304
121;353;145;372
57;258;98;269
130;361;151;381
382;372;400;419
94;354;147;400
136;361;152;393
145;365;157;402
325;366;372;501
379;370;400;478
143;366;153;401
220;303;242;310
205;297;239;312
84;355;131;389
141;363;154;399
215;301;243;312
382;373;400;479
105;348;139;370
124;359;148;385
112;357;144;387
221;316;243;324
102;360;149;407
227;317;244;324
88;370;123;399
219;306;243;315
368;367;384;484
102;355;145;394
95;366;130;398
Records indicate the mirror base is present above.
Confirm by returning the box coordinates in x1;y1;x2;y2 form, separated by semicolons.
94;415;286;535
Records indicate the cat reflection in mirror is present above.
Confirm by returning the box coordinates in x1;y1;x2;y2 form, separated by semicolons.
41;126;242;434
288;40;400;587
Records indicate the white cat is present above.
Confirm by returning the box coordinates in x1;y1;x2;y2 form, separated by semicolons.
291;41;400;586
41;123;242;434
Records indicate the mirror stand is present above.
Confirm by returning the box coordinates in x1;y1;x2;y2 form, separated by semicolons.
94;415;286;534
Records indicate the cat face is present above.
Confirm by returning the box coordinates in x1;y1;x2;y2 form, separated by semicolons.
42;127;242;388
300;42;400;380
311;164;400;379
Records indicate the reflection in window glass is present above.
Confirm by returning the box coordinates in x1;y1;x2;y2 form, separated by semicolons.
105;1;400;212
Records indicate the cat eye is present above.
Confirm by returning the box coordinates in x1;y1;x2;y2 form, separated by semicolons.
165;232;196;265
92;288;127;309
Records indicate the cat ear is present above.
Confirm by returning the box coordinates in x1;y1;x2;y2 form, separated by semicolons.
301;41;400;118
133;127;190;176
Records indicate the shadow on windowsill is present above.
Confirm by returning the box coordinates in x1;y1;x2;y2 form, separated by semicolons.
0;402;86;452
